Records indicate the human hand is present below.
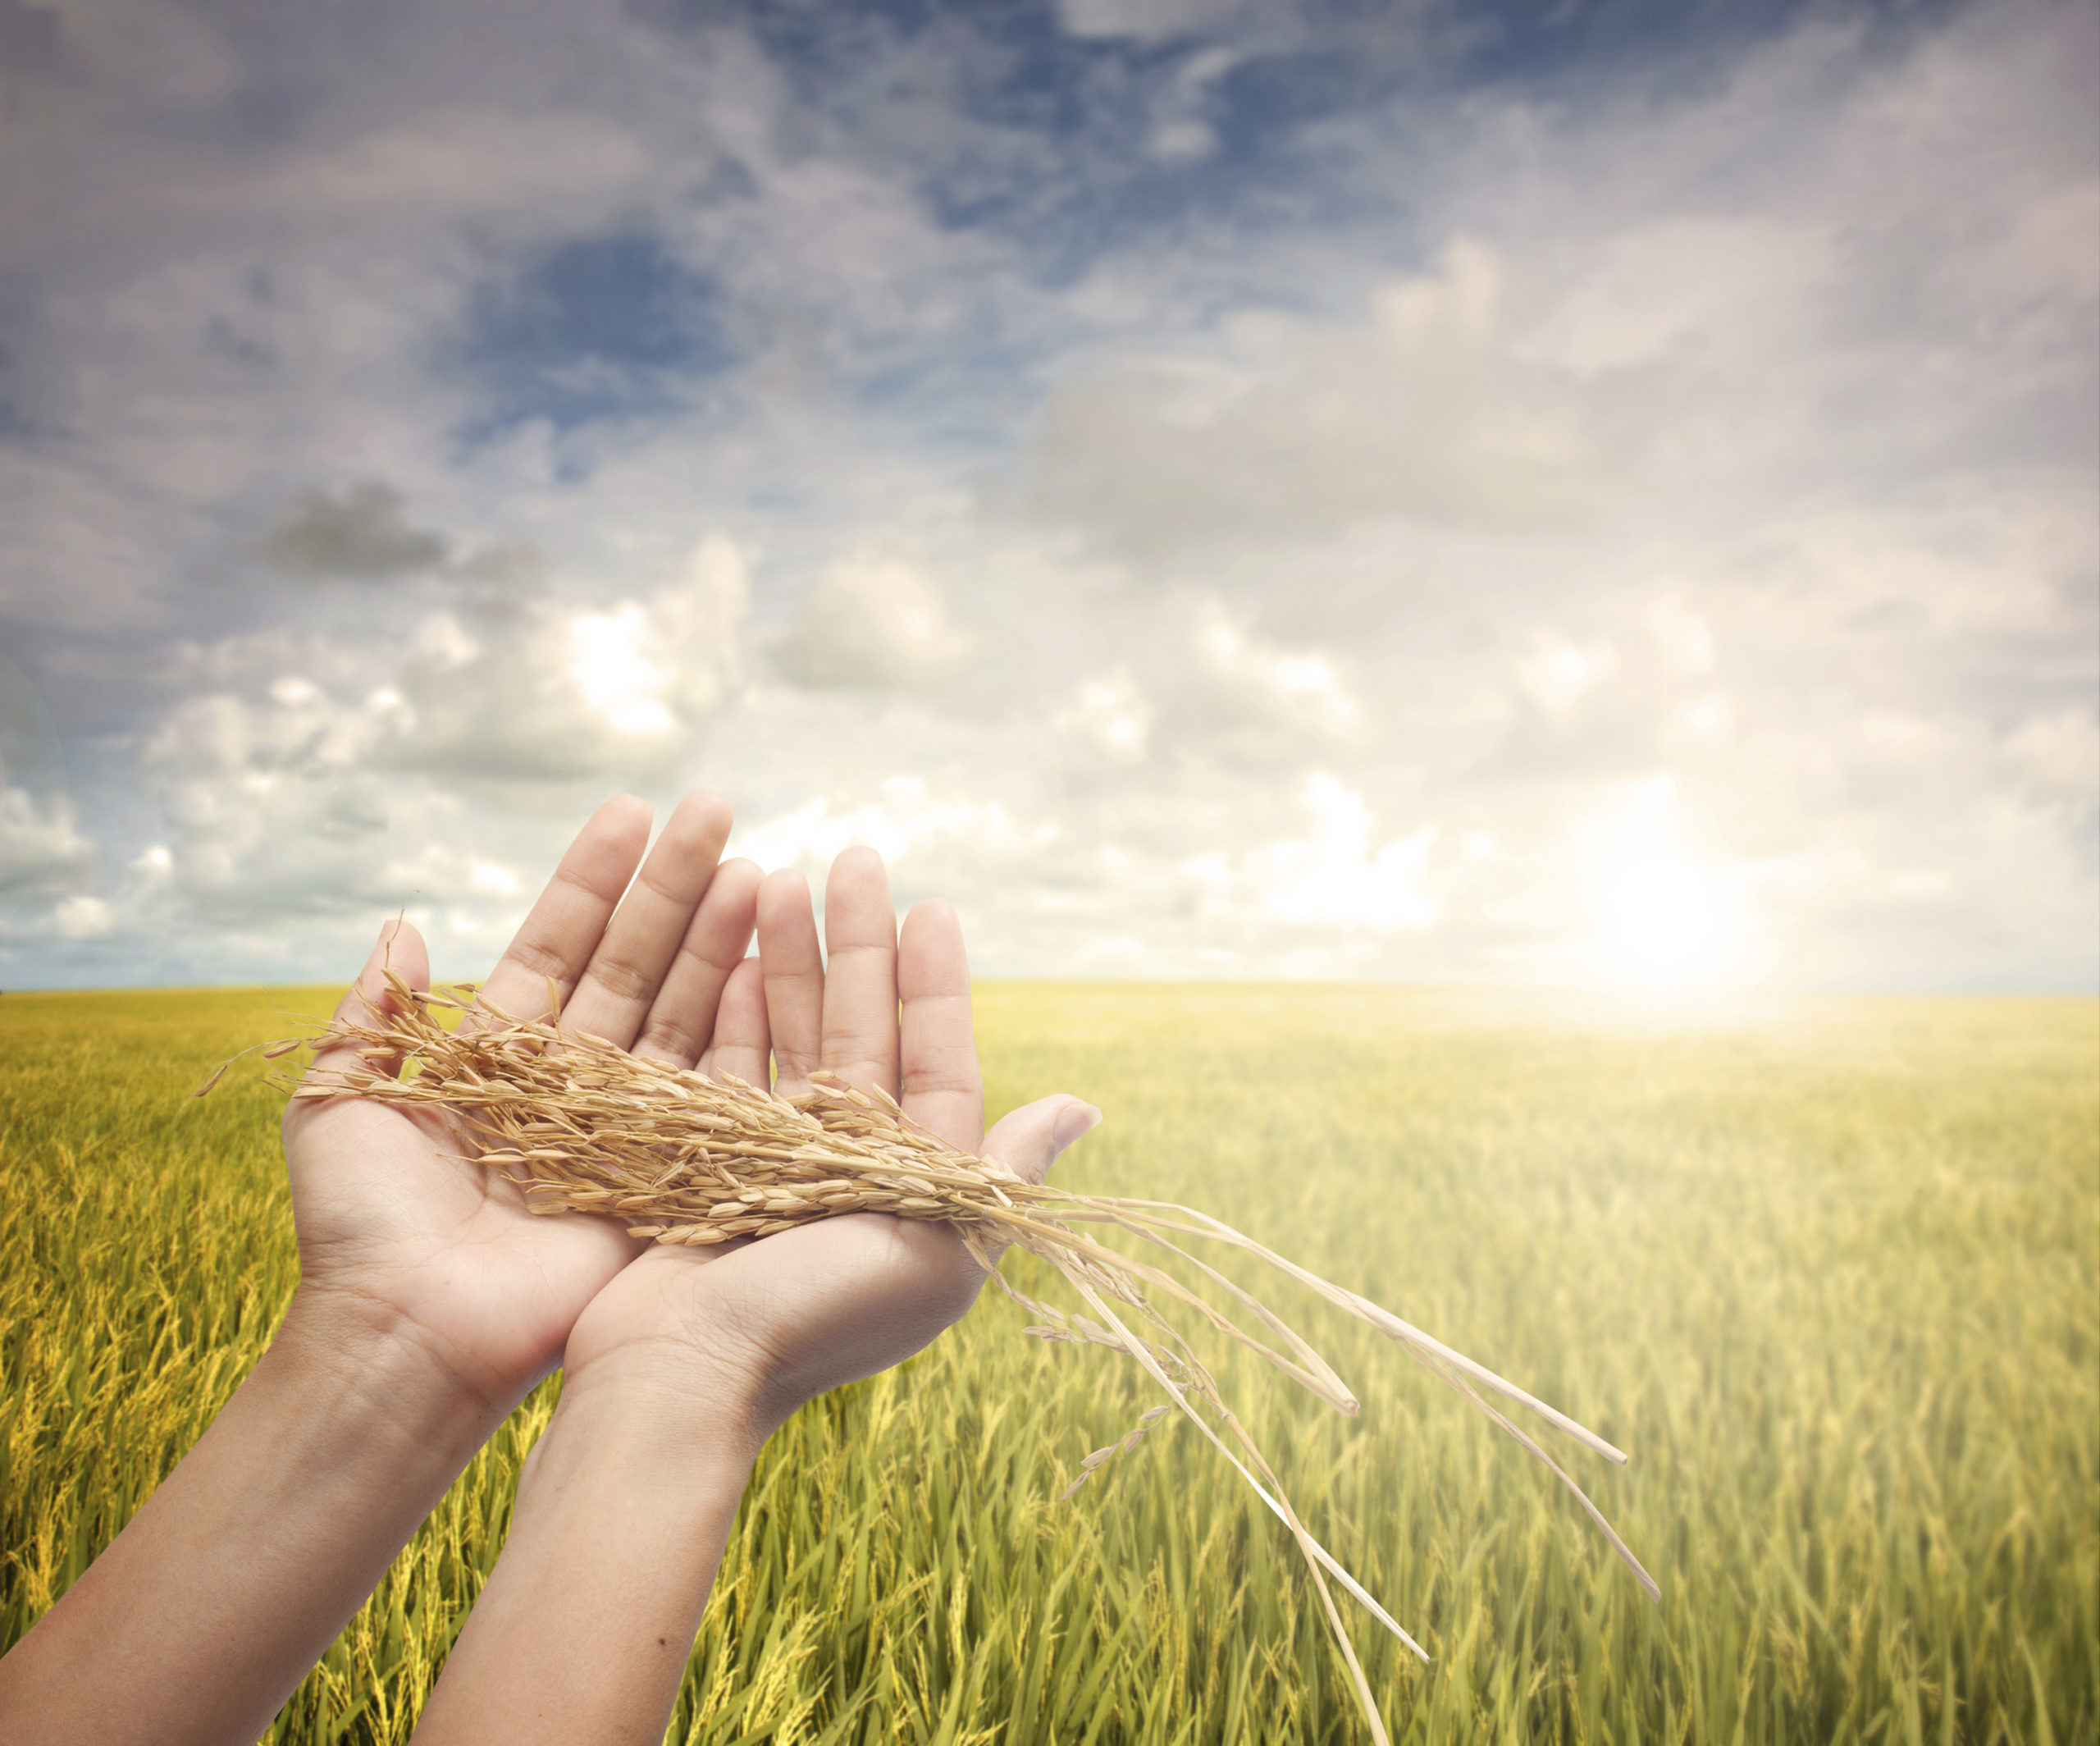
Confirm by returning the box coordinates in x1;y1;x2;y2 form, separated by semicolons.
0;793;769;1746
410;845;1098;1744
558;846;1101;1447
282;792;763;1414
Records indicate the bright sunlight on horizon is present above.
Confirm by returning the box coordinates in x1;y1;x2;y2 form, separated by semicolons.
1;1;2093;997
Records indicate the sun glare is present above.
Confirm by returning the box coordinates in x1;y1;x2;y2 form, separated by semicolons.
1568;777;1761;994
1583;852;1753;991
568;606;675;738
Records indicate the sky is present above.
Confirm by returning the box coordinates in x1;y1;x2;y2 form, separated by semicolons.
0;0;2093;995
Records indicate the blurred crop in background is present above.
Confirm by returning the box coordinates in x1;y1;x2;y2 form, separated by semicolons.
4;985;2091;1744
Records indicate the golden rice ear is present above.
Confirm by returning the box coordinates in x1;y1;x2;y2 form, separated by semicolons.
202;978;1653;1746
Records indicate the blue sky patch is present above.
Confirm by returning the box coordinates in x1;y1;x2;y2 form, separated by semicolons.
454;232;732;444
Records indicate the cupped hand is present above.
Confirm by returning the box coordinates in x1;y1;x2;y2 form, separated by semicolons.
560;846;1100;1443
282;793;763;1414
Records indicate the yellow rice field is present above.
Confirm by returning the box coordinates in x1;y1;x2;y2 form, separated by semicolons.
1;985;2093;1744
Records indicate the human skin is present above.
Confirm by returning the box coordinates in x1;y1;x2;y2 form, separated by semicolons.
0;791;1093;1745
409;852;1098;1744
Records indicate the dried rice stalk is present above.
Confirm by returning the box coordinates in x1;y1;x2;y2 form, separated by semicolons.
208;975;1657;1744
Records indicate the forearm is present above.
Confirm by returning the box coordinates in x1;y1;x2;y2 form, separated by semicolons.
0;1287;499;1746
409;1367;763;1746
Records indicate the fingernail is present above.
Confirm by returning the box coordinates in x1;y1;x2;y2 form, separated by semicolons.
1052;1100;1102;1155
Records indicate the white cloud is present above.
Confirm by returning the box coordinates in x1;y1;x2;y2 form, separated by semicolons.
1182;774;1439;935
1025;237;1645;555
568;606;678;738
1198;619;1363;738
770;558;970;693
1672;694;1732;744
1649;601;1716;676
1148;120;1217;164
1057;670;1153;761
0;779;95;899
52;896;114;939
1056;0;1264;43
1520;638;1618;714
2002;708;2100;798
129;536;749;924
0;0;2090;993
728;776;1048;880
377;535;747;781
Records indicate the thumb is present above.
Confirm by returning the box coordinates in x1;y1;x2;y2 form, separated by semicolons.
981;1094;1102;1187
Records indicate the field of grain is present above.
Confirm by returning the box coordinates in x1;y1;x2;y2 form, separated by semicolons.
1;985;2093;1744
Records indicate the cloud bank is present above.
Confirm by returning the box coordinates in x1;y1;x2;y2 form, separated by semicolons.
0;0;2092;994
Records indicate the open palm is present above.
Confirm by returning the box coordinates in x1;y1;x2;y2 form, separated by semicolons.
282;793;765;1413
560;847;1098;1437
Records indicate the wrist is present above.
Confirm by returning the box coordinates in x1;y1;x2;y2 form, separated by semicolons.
555;1337;783;1474
276;1281;509;1449
413;1351;758;1745
0;1280;501;1746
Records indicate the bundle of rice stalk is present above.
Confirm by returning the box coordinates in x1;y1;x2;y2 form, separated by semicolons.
209;974;1657;1744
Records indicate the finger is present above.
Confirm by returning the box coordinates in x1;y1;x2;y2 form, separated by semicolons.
634;857;762;1069
897;898;982;1153
819;847;900;1098
285;920;429;1133
981;1095;1102;1188
757;869;825;1095
470;795;653;1031
696;955;769;1088
560;791;734;1050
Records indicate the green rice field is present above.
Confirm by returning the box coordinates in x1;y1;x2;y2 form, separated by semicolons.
2;985;2093;1744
